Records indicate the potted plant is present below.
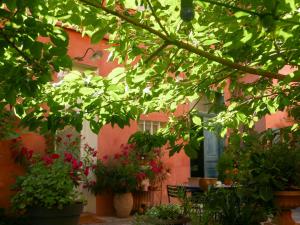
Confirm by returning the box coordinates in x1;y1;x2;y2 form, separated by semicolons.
10;134;96;225
90;137;170;218
90;152;138;218
237;129;300;225
133;204;190;225
217;151;238;185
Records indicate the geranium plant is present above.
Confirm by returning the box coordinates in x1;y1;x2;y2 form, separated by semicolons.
91;131;170;194
11;133;96;212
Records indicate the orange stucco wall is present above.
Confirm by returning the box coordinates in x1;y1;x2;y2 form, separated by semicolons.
0;133;45;209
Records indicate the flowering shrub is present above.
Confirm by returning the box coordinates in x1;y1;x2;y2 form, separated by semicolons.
91;131;170;194
11;133;96;211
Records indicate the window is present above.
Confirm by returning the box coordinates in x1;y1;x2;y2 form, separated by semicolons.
138;120;163;134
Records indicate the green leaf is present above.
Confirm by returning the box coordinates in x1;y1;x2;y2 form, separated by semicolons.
259;185;273;201
202;39;219;46
107;67;125;80
234;11;250;18
192;116;202;125
91;28;106;44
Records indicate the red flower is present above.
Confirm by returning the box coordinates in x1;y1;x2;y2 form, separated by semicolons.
122;149;129;157
64;152;73;162
151;165;162;173
56;137;62;143
84;167;90;176
72;159;82;170
21;147;28;156
51;153;60;159
136;172;147;181
42;155;53;165
150;160;162;174
102;155;108;160
114;153;121;159
66;134;72;139
26;150;33;160
20;147;34;160
92;151;97;157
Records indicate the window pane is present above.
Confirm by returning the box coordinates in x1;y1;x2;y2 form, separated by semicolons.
145;121;151;133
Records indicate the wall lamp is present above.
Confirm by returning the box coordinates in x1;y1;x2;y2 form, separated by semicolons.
74;48;103;62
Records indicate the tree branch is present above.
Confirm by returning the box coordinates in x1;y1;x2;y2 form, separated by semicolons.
145;0;169;36
79;0;298;81
144;41;169;64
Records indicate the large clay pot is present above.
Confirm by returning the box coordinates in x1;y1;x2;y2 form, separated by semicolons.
198;178;217;191
274;191;300;225
113;192;133;218
27;203;83;225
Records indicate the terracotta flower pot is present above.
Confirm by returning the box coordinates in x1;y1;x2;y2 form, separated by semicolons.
274;191;300;225
223;178;233;186
113;192;133;218
198;178;217;191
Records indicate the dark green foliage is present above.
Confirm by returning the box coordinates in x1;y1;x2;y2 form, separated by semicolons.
200;187;272;225
128;131;167;155
91;159;139;194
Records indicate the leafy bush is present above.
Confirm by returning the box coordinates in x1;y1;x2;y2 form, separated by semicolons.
11;159;80;211
199;187;271;225
144;204;183;220
217;151;238;182
11;134;96;211
133;204;188;225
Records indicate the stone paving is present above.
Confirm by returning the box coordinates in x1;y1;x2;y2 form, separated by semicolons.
80;215;132;225
80;208;300;225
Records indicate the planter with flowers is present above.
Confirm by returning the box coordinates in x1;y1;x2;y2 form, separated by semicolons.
90;131;170;217
10;133;96;225
91;153;138;218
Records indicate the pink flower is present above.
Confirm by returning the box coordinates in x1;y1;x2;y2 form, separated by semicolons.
150;160;162;174
26;150;33;160
42;155;53;165
51;153;60;159
21;147;28;156
20;147;34;160
122;149;129;157
72;159;82;170
114;153;121;159
84;167;90;176
151;165;162;173
64;152;73;162
136;172;147;181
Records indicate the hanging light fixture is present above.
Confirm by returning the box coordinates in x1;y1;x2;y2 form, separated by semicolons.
180;0;195;22
74;48;103;61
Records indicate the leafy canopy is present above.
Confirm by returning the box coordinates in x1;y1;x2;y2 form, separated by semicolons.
0;0;299;153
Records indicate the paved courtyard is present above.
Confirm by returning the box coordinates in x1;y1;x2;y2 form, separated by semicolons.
79;208;300;225
80;214;132;225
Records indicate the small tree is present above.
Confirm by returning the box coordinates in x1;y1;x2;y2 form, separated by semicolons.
0;1;299;154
